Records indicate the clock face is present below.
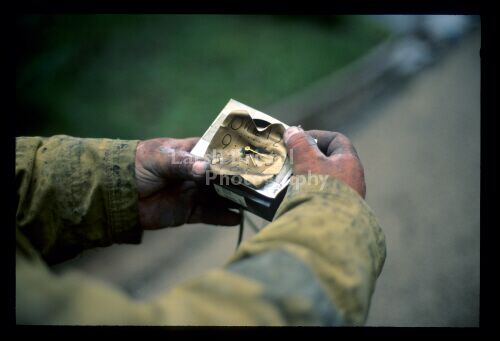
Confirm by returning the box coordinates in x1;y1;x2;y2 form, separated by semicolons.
204;110;287;188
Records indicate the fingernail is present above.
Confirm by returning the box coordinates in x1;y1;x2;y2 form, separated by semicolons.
284;126;303;144
192;160;209;175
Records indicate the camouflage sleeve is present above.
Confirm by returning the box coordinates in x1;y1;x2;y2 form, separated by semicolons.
16;172;386;326
16;135;142;265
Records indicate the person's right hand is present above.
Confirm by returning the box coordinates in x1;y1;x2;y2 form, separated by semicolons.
283;127;366;198
135;137;241;230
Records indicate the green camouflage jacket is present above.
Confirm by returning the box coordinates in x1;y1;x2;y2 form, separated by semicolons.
16;135;386;325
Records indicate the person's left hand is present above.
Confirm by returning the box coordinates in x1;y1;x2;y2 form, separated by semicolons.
135;137;241;230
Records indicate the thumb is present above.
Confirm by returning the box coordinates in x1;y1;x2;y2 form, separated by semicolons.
156;147;209;181
284;127;323;173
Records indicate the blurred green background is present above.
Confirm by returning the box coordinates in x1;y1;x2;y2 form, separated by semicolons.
16;15;388;140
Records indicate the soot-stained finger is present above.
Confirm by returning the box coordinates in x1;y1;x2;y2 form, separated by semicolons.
306;130;358;157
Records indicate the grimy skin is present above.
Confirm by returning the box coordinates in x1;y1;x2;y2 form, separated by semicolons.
135;137;241;229
284;127;366;199
135;127;365;229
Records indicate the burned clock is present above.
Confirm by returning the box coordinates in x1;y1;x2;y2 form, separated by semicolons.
191;99;292;221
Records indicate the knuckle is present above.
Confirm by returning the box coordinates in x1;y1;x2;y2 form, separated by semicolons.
288;133;312;149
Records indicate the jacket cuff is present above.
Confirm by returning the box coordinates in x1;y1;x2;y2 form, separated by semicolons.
275;174;364;219
103;139;143;245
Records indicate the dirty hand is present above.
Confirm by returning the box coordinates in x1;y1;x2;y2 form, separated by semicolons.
284;127;366;198
135;138;241;229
